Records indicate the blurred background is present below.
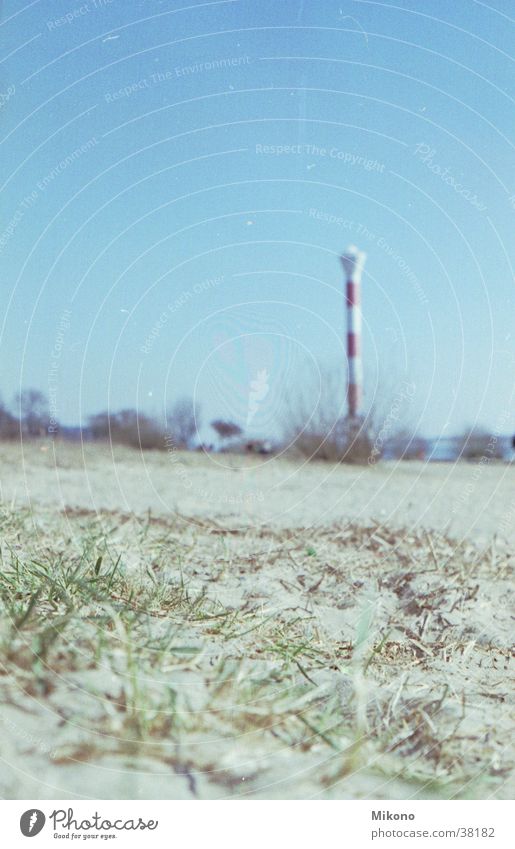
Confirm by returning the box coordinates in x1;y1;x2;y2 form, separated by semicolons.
1;0;514;458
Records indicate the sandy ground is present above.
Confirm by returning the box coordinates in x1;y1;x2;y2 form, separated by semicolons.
0;442;513;800
2;441;515;544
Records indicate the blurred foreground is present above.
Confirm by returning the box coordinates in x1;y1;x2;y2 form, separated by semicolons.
0;444;513;799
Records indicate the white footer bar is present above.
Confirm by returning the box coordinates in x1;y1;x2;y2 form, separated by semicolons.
2;799;512;847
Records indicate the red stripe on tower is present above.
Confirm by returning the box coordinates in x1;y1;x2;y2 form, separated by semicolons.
347;333;360;357
346;281;360;307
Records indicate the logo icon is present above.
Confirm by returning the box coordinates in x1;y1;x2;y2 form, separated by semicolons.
247;369;270;426
20;810;46;837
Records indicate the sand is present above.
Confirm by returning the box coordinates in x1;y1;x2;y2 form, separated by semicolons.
2;441;515;544
0;442;513;800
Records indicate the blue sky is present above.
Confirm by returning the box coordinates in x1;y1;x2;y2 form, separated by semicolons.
1;0;514;438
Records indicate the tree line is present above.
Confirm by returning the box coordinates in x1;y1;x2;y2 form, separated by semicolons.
0;387;509;462
0;390;247;453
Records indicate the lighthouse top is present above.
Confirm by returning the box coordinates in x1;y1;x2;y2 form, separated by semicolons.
341;245;367;279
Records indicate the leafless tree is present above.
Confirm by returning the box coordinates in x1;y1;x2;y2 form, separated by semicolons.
211;419;243;443
0;397;18;440
16;389;49;436
88;412;111;441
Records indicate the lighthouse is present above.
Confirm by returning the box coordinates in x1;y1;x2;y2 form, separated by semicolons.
341;245;366;419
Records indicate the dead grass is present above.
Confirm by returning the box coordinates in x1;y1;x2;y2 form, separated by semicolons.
0;504;513;799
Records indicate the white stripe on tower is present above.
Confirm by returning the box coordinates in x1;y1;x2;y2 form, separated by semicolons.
341;245;367;419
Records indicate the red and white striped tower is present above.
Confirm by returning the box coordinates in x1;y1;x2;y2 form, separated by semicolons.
341;245;366;419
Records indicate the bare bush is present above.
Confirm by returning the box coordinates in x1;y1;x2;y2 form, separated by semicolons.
282;368;415;464
0;399;19;440
88;399;201;452
88;409;165;451
456;427;505;461
282;369;375;464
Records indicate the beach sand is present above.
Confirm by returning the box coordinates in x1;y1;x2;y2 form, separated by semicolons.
2;441;515;544
0;442;513;799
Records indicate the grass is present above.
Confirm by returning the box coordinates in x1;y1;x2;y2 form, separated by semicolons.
0;505;513;799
